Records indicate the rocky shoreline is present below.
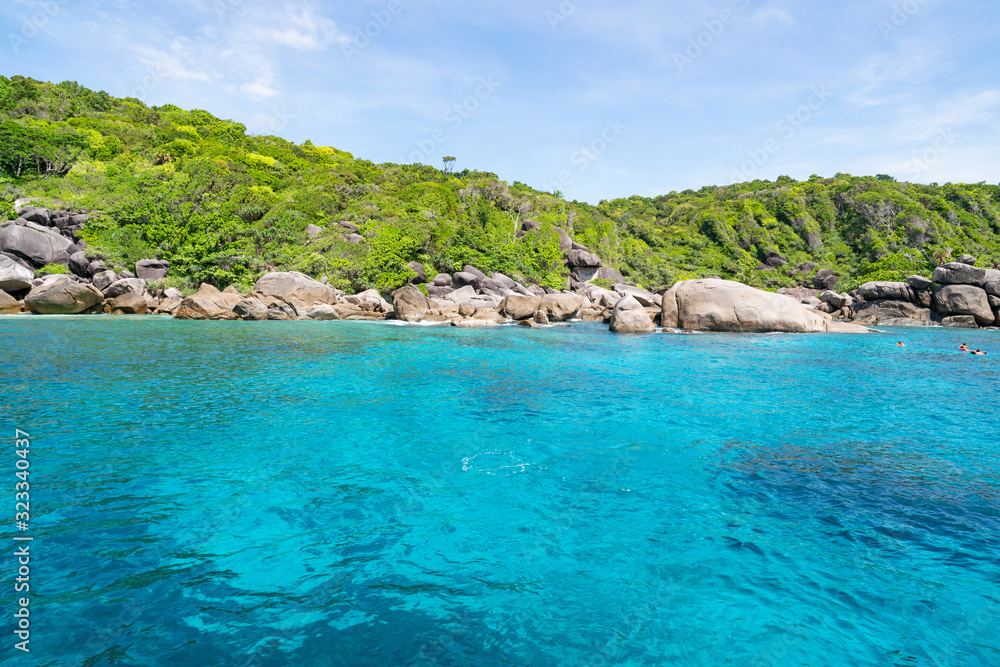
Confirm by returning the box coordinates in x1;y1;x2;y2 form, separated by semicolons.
2;203;996;335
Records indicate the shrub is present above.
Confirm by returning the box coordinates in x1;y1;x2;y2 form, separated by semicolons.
36;263;68;275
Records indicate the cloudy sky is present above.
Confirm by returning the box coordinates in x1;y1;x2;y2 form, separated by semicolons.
2;0;999;202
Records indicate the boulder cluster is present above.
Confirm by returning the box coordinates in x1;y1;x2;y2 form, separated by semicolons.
0;204;179;315
4;203;979;334
778;255;1000;329
173;272;392;321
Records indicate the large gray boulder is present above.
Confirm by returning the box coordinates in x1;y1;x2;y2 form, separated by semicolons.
173;284;243;320
391;285;432;322
306;304;339;321
253;272;340;305
615;284;660;308
86;259;106;277
478;278;513;297
19;208;50;226
135;259;170;282
407;261;428;284
662;279;848;333
852;300;937;325
819;291;853;310
593;266;625;284
500;295;541;320
957;254;977;266
103;278;147;299
933;285;995;326
0;224;73;267
856;282;914;303
68;251;91;277
983;278;1000;299
581;283;621;309
777;287;821;302
439;285;477;305
933;262;1000;288
812;269;838;290
462;265;488;282
538;293;582;321
0;289;21;314
431;273;452;287
24;275;103;314
490;272;517;290
764;251;787;268
108;292;149;315
233;298;269;321
609;295;655;334
427;285;454;298
554;227;573;252
567;249;602;269
92;270;118;292
452;272;480;289
906;275;934;291
0;255;34;292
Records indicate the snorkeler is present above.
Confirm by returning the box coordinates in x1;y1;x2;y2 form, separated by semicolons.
959;343;969;351
971;349;988;356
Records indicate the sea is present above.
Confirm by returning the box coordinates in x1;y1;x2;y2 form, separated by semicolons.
1;317;998;666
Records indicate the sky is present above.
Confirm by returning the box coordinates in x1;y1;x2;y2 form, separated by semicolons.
2;0;1000;203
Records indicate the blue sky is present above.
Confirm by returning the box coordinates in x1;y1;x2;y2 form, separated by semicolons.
2;0;1000;203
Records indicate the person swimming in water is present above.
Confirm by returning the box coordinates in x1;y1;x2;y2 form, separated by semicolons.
897;342;905;347
971;349;988;356
959;343;969;351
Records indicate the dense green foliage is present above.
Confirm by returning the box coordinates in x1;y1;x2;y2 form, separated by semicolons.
3;75;1000;294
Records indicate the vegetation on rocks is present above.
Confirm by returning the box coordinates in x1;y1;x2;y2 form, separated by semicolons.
3;75;1000;295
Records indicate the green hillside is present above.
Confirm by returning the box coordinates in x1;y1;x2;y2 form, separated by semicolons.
3;74;999;294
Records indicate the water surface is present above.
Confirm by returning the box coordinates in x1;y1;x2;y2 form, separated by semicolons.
1;317;998;666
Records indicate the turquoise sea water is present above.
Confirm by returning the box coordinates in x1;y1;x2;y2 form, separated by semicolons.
1;317;999;666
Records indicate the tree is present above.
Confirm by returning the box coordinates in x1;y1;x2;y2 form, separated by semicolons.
0;121;87;178
442;156;456;174
876;174;897;182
